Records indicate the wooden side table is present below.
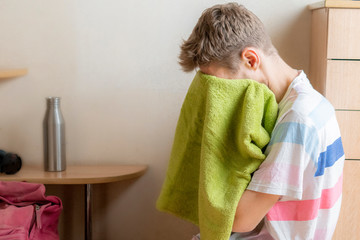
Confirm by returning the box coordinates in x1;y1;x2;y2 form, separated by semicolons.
0;164;147;240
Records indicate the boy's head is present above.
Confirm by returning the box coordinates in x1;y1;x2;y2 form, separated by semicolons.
179;2;276;74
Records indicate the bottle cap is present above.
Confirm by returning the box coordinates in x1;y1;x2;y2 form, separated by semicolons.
46;97;61;105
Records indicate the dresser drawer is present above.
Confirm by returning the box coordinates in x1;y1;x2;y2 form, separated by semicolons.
333;160;360;239
326;60;360;110
327;8;360;59
336;111;360;159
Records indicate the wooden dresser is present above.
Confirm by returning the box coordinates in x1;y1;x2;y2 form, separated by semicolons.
309;1;360;238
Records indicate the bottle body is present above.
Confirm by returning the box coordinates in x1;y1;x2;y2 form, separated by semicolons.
43;97;66;171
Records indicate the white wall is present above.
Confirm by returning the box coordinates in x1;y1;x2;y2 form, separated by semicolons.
0;0;319;239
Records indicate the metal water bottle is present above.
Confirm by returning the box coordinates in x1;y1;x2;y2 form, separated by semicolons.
43;97;66;171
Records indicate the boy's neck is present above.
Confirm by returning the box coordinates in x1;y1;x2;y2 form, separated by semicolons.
263;55;299;103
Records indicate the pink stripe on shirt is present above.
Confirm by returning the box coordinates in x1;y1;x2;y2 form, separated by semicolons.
267;174;343;221
255;162;301;187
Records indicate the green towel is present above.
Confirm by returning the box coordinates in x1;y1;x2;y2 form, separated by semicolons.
156;71;278;240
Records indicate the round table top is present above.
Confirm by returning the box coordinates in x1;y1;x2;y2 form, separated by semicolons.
0;164;148;184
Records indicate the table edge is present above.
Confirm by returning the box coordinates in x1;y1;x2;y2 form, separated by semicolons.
0;164;148;185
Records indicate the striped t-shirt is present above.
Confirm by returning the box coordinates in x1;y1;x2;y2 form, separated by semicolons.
233;71;345;240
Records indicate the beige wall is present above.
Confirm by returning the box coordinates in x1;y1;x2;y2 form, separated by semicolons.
0;0;319;239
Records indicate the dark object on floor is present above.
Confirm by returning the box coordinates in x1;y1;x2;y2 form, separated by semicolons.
0;150;22;174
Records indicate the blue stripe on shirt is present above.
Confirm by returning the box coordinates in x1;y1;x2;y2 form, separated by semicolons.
269;122;319;162
315;137;344;177
308;98;335;130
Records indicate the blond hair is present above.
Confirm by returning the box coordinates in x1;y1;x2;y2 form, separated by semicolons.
179;2;276;72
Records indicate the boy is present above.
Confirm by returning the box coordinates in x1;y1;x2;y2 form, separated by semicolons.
181;3;345;240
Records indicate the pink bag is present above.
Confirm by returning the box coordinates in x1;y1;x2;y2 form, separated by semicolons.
0;181;62;240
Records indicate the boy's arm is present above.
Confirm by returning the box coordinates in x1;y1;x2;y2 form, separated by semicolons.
232;189;280;232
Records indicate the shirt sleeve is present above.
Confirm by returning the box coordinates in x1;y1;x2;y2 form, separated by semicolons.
247;110;320;200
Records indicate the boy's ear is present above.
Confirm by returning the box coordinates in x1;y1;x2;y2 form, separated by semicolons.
241;48;260;70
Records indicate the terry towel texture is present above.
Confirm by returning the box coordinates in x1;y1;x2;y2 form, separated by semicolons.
156;71;278;240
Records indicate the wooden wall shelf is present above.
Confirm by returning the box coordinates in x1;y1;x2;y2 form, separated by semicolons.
0;68;28;79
